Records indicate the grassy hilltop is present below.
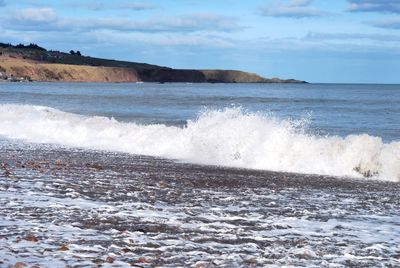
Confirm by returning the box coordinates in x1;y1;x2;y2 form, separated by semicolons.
0;43;306;83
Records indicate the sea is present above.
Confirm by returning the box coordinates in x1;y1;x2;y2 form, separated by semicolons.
0;82;399;267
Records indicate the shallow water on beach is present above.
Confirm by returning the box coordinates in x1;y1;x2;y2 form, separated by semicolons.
0;142;399;267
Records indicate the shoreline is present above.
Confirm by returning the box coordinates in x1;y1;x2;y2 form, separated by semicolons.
0;80;308;84
0;141;399;267
1;141;397;189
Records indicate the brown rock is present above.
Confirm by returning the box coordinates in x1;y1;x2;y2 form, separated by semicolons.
59;245;69;251
243;258;258;265
106;256;114;263
12;262;27;268
0;163;11;177
27;161;41;170
3;169;10;177
24;234;39;242
132;257;150;264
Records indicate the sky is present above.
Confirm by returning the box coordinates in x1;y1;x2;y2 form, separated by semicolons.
1;0;400;83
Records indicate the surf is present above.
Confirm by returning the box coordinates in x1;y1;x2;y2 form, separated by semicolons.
0;104;399;181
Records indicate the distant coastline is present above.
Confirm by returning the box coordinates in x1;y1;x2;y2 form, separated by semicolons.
0;42;306;84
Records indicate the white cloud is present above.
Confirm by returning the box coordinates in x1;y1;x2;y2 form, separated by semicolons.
260;0;327;18
15;7;57;23
76;2;157;11
290;0;313;6
347;0;400;14
369;17;400;29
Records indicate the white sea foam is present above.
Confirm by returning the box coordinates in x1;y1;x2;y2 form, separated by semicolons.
0;104;399;181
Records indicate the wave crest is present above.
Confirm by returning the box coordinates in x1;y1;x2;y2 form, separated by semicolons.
0;104;399;181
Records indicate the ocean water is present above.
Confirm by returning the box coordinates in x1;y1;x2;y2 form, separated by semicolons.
0;82;399;181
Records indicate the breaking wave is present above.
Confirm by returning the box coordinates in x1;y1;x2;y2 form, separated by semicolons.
0;104;399;181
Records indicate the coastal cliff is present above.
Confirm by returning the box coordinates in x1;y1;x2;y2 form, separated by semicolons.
0;43;306;83
0;57;140;82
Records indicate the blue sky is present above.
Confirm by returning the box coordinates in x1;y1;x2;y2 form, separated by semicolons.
1;0;400;83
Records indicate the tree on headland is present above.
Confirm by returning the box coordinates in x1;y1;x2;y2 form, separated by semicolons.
70;50;82;56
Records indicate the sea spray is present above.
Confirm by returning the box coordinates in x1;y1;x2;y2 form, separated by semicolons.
0;104;399;181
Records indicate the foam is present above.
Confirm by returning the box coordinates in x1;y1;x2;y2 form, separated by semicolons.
0;104;399;181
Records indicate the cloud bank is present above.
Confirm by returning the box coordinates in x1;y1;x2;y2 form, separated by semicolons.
5;8;241;33
75;2;157;11
370;18;400;29
347;0;400;14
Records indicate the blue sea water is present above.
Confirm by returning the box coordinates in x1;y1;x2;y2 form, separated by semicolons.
1;82;399;141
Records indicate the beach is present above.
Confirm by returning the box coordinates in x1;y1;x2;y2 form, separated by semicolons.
1;141;399;267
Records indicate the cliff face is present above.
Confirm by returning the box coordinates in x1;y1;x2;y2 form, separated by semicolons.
0;46;306;83
0;57;139;82
200;70;267;83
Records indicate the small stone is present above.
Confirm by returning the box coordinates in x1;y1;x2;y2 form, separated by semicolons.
3;169;10;177
133;257;150;264
92;259;104;265
195;262;209;268
59;245;69;251
106;256;114;263
12;262;27;268
122;248;131;253
24;234;38;242
243;258;258;265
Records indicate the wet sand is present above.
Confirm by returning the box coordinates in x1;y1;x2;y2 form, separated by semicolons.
0;141;399;267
